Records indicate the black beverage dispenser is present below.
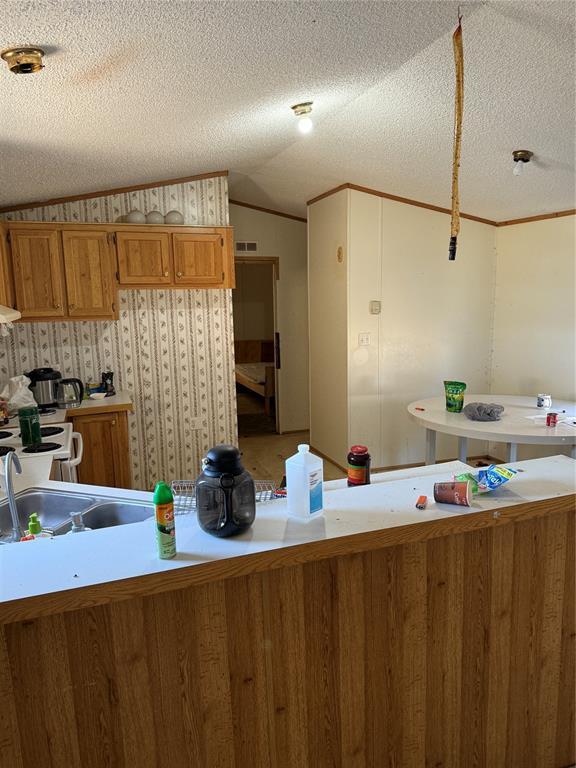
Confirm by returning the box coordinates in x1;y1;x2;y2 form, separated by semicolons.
195;445;256;537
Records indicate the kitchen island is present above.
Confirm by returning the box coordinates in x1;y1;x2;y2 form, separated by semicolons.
0;456;574;768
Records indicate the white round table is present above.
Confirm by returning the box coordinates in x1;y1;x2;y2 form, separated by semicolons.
407;394;576;464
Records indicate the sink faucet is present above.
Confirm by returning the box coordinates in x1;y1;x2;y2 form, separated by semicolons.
3;452;23;542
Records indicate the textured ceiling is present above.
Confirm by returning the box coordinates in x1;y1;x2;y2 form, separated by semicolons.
0;0;574;219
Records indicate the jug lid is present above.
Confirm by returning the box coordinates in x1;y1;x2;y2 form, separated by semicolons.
27;367;61;381
203;445;244;477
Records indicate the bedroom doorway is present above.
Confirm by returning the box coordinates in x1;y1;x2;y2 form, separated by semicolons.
233;258;280;437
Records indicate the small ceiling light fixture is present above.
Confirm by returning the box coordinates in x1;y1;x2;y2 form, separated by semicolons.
291;101;313;134
512;149;533;176
1;47;45;74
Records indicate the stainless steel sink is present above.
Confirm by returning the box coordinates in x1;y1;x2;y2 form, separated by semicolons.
0;488;154;542
0;489;97;541
81;501;154;530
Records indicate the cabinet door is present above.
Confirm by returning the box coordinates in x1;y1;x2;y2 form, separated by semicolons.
10;229;66;318
72;411;131;488
62;230;117;318
116;231;172;285
0;224;15;309
172;233;225;286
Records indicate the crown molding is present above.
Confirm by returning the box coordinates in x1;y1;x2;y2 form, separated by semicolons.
307;182;576;228
229;199;306;223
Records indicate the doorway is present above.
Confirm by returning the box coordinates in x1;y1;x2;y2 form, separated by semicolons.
233;258;279;437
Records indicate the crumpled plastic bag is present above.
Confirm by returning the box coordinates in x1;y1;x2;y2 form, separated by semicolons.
462;402;504;421
0;375;36;414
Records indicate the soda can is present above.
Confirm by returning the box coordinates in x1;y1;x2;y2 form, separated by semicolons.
537;394;552;408
546;412;558;427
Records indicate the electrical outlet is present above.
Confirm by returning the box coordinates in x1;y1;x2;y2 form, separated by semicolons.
358;333;371;346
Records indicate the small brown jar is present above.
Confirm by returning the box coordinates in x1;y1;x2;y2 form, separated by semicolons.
347;445;371;487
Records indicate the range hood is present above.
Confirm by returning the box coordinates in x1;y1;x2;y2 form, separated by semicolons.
0;304;21;323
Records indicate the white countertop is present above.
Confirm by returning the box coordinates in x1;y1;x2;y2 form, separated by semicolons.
3;390;133;426
42;390;133;423
0;455;574;606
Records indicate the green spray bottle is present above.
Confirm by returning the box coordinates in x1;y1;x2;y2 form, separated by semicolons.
154;481;176;559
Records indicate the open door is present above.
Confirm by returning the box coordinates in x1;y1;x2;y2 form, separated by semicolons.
233;258;281;436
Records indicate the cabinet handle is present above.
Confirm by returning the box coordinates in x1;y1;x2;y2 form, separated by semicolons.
69;303;75;310
111;420;116;426
176;271;183;277
164;270;169;277
54;303;61;309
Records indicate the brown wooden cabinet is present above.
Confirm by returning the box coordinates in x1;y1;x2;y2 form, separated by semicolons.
4;222;235;322
116;231;172;285
71;410;131;488
116;227;234;288
0;223;14;309
62;230;117;318
9;228;66;319
173;232;225;286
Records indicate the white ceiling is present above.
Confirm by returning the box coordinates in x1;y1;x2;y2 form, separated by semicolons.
0;0;574;219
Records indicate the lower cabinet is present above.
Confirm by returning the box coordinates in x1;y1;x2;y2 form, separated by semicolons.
71;411;132;488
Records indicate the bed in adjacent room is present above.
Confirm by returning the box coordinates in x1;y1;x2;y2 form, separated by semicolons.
234;340;276;416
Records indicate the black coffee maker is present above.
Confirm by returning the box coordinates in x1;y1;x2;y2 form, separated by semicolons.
195;445;256;537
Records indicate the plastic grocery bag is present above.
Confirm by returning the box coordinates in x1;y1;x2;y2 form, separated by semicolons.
0;375;36;414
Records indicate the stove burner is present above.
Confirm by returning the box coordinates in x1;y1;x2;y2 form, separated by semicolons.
18;426;65;439
41;426;64;437
38;408;57;416
0;431;13;440
22;442;61;454
0;446;15;457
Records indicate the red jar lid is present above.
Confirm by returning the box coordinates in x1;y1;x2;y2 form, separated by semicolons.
350;445;369;455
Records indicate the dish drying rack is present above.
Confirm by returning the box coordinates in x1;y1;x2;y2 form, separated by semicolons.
170;480;277;515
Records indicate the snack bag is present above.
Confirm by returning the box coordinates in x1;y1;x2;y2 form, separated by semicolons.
477;465;517;492
454;465;516;494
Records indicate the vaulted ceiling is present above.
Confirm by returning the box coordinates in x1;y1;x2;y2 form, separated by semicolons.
1;0;574;219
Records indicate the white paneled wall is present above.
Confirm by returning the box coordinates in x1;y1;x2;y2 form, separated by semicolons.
490;217;576;460
310;188;496;468
308;191;349;462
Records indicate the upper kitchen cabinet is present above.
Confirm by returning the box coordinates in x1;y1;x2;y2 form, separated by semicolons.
173;231;227;286
4;224;235;319
9;228;66;319
116;227;234;288
116;231;172;286
0;223;15;309
62;230;117;319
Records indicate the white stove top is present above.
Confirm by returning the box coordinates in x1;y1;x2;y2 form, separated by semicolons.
0;422;73;460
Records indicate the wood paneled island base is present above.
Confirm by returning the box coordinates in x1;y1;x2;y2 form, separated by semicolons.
1;494;574;768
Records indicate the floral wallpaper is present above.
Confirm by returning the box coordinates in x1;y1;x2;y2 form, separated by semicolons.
0;176;237;489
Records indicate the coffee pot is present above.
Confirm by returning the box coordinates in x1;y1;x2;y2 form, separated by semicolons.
195;445;256;537
55;378;84;409
26;367;62;410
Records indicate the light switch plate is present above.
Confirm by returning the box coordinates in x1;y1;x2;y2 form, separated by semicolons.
369;300;381;315
358;333;371;346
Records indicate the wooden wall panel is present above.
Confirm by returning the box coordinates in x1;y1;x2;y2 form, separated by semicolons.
0;505;574;768
555;510;575;768
63;605;124;768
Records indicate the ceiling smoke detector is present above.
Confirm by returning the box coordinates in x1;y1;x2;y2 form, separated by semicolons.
512;149;533;176
291;101;314;134
1;47;45;74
